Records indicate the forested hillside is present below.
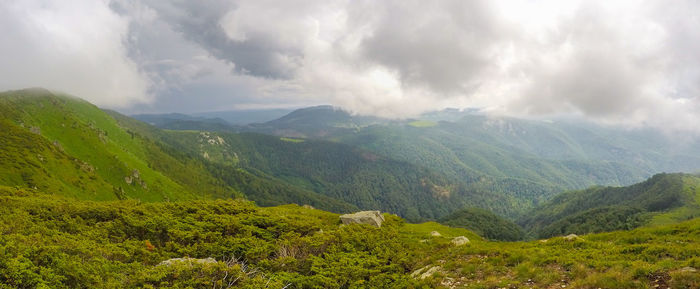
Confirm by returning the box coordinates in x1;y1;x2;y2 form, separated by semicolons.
139;106;700;221
522;173;700;238
0;89;537;222
127;127;516;221
438;207;525;241
244;106;700;192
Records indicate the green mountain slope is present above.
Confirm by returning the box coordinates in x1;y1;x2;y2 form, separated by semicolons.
438;207;525;241
522;173;700;237
1;186;697;288
130;127;516;221
0;88;222;201
241;106;700;199
0;89;363;213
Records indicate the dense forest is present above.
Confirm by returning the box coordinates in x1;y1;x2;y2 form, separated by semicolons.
521;173;700;237
438;207;525;241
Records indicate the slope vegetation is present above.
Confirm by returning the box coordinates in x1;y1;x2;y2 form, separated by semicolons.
522;173;700;238
438;207;525;241
0;186;697;289
0;88;229;201
0;89;357;213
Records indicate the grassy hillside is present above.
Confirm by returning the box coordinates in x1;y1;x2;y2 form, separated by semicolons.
522;173;700;238
0;186;697;288
0;88;229;201
0;89;362;213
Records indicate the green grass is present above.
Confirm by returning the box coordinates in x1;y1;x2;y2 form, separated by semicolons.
0;89;239;202
0;187;697;288
280;137;305;143
408;120;438;127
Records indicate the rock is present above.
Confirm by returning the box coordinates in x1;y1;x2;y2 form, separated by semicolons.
411;265;442;279
430;231;442;237
563;234;582;241
339;211;385;228
158;257;217;266
680;267;697;273
419;239;428;243
302;204;315;209
451;236;470;246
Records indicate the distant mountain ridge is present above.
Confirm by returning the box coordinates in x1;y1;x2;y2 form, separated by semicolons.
126;104;700;221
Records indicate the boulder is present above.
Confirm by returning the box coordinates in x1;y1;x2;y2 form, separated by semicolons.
339;211;385;228
430;231;442;237
451;236;470;246
159;257;217;266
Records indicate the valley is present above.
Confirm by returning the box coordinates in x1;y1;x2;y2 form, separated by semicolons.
1;88;699;288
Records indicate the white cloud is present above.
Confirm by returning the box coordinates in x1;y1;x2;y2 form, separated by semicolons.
2;0;699;133
0;0;151;108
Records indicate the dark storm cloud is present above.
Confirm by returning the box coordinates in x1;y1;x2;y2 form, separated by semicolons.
134;0;302;79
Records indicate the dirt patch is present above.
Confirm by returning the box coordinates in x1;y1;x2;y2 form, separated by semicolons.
648;271;671;289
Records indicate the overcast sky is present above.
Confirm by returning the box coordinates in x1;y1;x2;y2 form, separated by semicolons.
1;0;699;132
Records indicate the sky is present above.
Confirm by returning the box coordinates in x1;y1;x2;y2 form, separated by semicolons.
1;0;699;132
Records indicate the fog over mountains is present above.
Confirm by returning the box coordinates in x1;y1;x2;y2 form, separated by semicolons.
2;0;700;133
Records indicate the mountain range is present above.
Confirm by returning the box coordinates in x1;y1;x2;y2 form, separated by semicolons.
2;88;700;287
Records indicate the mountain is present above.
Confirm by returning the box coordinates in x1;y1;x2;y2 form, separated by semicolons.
239;106;700;207
521;173;700;238
245;105;388;138
2;89;535;221
1;186;698;288
118;125;517;221
0;88;236;201
1;89;699;288
129;104;700;220
0;88;359;213
438;207;525;241
131;113;234;131
193;108;294;125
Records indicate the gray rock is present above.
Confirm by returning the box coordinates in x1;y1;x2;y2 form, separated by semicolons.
451;236;470;246
158;257;217;266
430;231;442;237
339;211;385;228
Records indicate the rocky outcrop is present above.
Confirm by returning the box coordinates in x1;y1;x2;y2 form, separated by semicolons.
124;169;147;189
340;211;385;227
158;257;217;266
451;236;470;246
411;265;443;279
430;231;442;237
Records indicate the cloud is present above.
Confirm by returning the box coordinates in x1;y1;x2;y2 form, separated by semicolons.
2;0;699;133
0;0;151;108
